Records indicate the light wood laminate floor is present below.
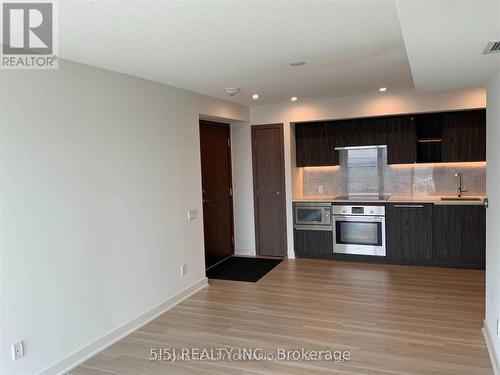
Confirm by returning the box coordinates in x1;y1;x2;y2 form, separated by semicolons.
71;259;491;374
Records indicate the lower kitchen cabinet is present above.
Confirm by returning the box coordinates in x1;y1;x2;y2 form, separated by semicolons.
432;205;486;267
293;203;485;269
462;206;486;264
386;203;433;263
294;230;333;259
432;205;463;263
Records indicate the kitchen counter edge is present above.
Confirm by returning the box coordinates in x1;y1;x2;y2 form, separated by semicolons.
293;196;487;206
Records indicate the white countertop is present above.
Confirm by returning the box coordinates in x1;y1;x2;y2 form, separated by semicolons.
293;195;487;205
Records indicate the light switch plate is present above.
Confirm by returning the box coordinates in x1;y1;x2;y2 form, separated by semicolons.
318;185;324;194
12;341;24;361
187;209;197;221
181;264;187;276
497;319;500;337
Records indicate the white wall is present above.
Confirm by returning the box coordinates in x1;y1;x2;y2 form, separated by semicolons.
237;88;486;258
0;59;249;374
231;122;256;255
486;70;500;372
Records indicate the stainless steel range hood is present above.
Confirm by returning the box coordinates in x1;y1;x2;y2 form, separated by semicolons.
335;145;388;196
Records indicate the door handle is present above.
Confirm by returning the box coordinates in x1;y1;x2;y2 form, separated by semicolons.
203;199;214;203
393;204;424;208
271;191;280;195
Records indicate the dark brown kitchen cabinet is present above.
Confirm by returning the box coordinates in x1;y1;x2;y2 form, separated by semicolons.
461;206;486;265
294;230;333;259
382;116;416;164
331;119;358;147
432;205;486;267
295;122;338;166
442;110;486;162
386;203;433;262
432;206;463;263
295;109;485;167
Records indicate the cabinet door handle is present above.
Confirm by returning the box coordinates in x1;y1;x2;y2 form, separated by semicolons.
393;204;424;208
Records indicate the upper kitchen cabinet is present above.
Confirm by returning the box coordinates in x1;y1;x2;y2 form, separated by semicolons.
442;109;486;162
295;109;486;167
381;116;416;164
415;113;444;163
295;122;337;166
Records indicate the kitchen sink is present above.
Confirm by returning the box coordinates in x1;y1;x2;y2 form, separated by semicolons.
440;197;482;201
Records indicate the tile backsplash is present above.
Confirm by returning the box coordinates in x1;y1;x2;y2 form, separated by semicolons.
302;163;486;197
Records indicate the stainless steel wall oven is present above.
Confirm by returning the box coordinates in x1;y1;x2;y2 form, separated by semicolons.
333;205;386;256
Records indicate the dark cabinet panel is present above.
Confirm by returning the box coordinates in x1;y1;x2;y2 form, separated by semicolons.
383;116;416;164
386;204;433;262
332;119;357;147
432;205;486;267
415;113;444;163
432;206;463;263
462;206;486;265
295;109;485;167
415;113;443;140
330;118;379;148
442;110;486;162
294;230;333;258
295;123;337;166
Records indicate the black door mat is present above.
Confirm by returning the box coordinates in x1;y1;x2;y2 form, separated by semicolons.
206;256;283;282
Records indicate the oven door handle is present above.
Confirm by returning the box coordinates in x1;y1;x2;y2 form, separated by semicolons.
333;215;384;222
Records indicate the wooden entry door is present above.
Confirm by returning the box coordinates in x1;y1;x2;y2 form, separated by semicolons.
252;124;287;257
199;120;234;268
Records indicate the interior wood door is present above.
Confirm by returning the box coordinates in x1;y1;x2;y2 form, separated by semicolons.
199;120;234;268
252;124;287;257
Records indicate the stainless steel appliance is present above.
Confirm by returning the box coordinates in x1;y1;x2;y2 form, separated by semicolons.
333;205;386;256
293;202;332;231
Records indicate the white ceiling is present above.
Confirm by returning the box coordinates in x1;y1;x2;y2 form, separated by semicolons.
58;0;499;105
58;0;413;105
395;0;500;92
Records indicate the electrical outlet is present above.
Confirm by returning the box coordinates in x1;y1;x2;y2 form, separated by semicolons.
187;210;197;221
318;185;324;194
12;341;24;361
181;264;187;276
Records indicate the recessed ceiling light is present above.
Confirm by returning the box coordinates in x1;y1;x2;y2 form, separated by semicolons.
379;87;387;92
290;96;299;102
252;94;260;100
289;61;306;67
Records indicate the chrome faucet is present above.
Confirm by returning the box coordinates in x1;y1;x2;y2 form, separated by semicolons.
455;173;468;197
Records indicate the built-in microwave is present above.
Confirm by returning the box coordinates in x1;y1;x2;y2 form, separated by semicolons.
293;202;332;231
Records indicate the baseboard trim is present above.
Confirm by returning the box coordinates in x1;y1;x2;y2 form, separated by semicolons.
483;320;500;375
40;278;208;375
